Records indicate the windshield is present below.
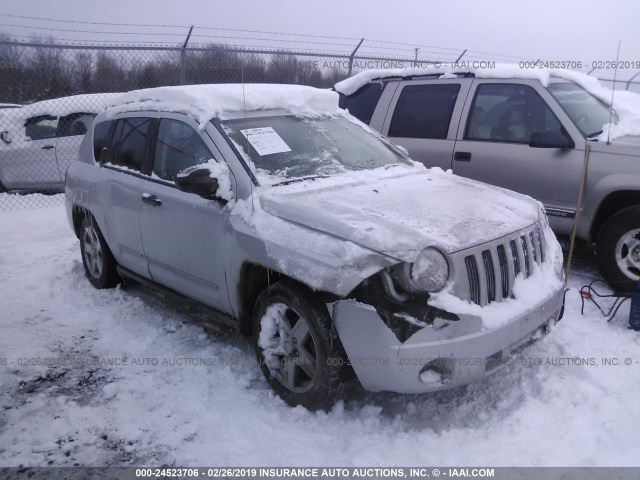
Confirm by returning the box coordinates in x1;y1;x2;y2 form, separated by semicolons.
220;115;409;185
547;82;617;138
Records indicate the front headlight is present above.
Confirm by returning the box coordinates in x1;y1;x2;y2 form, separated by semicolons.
395;247;450;293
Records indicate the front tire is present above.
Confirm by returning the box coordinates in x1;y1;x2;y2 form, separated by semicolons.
252;280;347;410
79;216;119;289
597;206;640;291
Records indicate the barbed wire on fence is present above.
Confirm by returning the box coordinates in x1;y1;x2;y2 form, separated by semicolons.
0;36;638;211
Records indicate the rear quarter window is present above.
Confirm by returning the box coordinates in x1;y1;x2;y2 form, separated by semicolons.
338;83;385;125
93;121;111;161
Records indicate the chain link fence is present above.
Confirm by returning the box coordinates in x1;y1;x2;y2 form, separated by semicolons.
0;39;420;210
1;39;639;210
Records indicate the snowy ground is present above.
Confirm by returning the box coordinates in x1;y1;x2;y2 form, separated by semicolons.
0;201;639;467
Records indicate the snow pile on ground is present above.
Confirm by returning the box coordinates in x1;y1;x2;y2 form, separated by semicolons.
334;64;640;142
0;207;640;466
106;84;340;128
0;205;639;467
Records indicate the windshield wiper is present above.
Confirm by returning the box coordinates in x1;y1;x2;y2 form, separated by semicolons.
273;174;330;186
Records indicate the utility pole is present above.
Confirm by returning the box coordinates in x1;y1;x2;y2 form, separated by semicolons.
179;25;194;86
347;38;364;76
414;48;419;67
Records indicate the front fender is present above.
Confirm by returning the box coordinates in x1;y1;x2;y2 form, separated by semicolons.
227;212;395;298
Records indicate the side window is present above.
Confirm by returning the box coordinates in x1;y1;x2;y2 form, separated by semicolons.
24;115;59;140
93;121;112;161
388;84;461;139
57;112;96;138
111;117;152;172
339;83;385;125
152;119;213;181
465;83;563;143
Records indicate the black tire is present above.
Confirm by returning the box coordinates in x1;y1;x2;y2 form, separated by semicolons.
597;205;640;292
251;280;347;410
79;215;120;289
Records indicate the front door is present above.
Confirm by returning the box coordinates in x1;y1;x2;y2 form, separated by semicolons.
452;80;585;235
138;117;232;312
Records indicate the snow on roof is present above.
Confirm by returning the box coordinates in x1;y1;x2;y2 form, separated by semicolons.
105;84;341;126
0;93;123;144
21;93;122;119
335;64;640;142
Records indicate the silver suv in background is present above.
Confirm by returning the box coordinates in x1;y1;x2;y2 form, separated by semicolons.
0;93;120;193
336;68;640;289
65;84;564;410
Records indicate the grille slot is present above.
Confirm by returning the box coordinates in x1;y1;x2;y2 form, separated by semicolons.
497;245;510;298
529;231;538;263
509;240;521;277
459;225;547;305
465;255;481;305
537;228;545;263
521;236;530;277
482;250;496;303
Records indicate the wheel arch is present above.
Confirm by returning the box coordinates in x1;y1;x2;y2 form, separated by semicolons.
591;190;640;240
236;262;339;337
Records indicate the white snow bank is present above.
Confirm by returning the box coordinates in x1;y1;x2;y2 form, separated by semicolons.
335;64;640;142
106;84;341;127
1;206;639;467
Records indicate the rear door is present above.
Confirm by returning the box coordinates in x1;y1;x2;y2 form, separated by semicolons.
138;116;233;312
452;80;585;234
380;78;472;170
0;114;61;191
99;116;152;277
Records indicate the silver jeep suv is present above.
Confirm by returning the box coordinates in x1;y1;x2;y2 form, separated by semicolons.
65;84;564;409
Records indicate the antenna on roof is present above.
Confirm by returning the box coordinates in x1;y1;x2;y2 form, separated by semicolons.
241;61;254;210
606;40;621;145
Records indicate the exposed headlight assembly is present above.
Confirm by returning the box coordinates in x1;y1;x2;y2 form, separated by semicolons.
394;247;450;293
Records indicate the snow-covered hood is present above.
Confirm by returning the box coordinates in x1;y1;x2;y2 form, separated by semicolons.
258;167;540;259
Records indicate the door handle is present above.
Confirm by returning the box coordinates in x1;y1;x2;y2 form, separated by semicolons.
141;193;162;206
42;145;55;150
454;151;472;161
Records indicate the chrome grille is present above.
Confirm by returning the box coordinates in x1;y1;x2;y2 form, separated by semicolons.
465;256;481;305
459;225;546;306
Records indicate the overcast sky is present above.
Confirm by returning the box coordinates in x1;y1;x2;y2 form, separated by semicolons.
1;0;638;79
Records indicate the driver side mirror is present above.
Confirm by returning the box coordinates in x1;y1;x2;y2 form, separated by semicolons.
529;130;575;149
0;131;11;144
175;166;220;200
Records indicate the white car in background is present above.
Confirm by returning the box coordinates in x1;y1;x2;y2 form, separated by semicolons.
0;93;120;193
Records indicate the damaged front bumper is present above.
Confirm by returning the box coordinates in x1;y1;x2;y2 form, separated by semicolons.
331;287;565;394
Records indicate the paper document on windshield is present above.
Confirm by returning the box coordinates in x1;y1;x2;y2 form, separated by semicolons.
240;127;291;156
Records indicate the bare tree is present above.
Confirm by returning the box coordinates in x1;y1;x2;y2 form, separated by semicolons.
74;51;93;93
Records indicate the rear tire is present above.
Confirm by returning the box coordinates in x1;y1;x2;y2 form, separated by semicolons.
251;280;347;410
79;216;120;289
597;206;640;291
